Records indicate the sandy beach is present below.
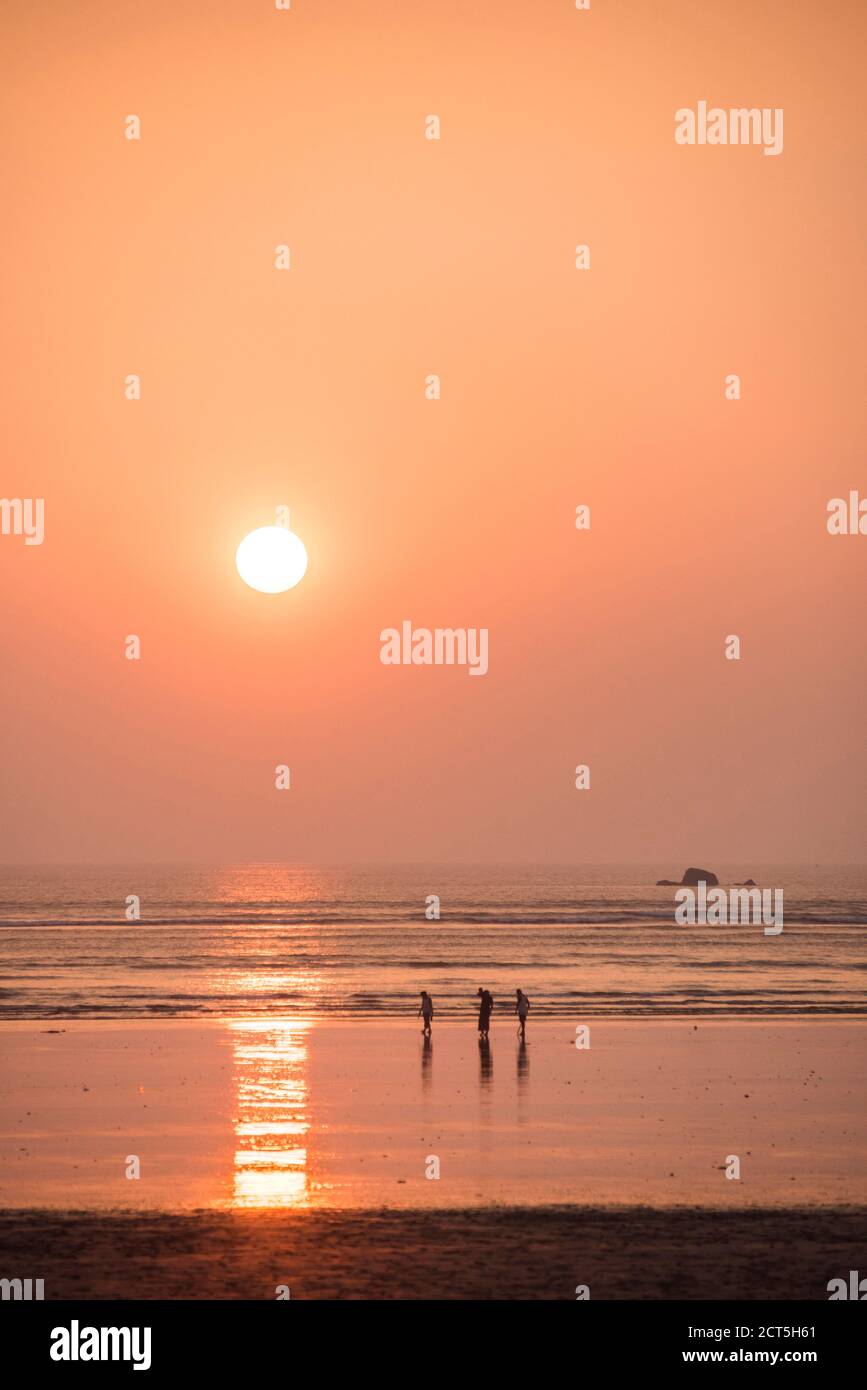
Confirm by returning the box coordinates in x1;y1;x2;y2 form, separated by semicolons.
2;1204;865;1300
1;1017;865;1298
2;1018;865;1210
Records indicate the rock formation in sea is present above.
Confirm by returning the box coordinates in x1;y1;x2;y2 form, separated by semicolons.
656;867;720;886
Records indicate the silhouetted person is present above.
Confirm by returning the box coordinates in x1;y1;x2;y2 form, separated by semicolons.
477;987;493;1039
515;989;530;1041
418;990;433;1036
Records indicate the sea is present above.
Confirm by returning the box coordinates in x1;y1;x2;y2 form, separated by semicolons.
0;863;864;1021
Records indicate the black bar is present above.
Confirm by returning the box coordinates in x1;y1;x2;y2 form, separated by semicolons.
3;1299;863;1375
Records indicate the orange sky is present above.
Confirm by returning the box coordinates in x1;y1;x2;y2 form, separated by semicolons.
1;0;865;864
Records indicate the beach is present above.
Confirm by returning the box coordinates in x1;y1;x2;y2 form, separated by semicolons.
1;1017;865;1298
2;1018;866;1209
3;1205;865;1300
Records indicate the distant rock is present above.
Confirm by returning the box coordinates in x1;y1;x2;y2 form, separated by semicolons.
737;879;757;886
682;867;718;886
656;867;719;887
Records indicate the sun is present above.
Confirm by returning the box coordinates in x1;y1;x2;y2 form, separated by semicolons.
235;526;308;594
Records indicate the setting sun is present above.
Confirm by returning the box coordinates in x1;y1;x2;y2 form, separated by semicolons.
235;525;308;594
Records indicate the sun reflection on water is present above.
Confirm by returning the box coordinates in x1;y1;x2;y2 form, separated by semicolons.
229;1019;312;1208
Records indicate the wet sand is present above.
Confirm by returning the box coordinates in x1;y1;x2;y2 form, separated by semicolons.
1;1018;865;1298
1;1018;865;1209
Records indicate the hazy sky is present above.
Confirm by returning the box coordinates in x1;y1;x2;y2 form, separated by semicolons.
2;0;865;865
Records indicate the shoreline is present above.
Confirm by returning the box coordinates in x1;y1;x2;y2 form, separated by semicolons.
3;1013;866;1029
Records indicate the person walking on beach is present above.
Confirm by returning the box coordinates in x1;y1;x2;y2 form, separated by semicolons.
515;988;530;1041
477;987;493;1039
418;990;433;1036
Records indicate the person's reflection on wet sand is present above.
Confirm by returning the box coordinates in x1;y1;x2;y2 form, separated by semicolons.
478;1036;493;1084
421;1032;433;1089
517;1038;529;1090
